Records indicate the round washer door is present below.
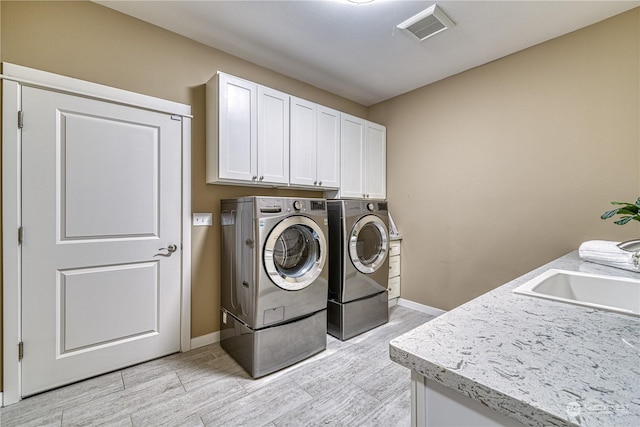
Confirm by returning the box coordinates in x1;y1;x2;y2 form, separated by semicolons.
263;216;327;291
349;215;389;274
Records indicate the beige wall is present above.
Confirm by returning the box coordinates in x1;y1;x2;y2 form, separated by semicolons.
368;8;640;310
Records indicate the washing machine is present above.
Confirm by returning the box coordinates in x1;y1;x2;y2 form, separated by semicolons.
219;196;329;377
327;199;390;340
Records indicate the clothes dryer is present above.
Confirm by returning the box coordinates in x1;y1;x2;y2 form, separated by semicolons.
327;199;390;340
220;197;329;377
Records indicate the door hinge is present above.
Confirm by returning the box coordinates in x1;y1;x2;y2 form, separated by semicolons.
18;226;24;245
18;111;24;129
18;342;24;361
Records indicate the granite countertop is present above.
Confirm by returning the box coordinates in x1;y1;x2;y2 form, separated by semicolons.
389;251;640;427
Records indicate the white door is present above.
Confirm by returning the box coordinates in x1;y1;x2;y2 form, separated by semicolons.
20;86;182;396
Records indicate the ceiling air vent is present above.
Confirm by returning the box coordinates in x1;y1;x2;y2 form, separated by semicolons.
397;4;455;41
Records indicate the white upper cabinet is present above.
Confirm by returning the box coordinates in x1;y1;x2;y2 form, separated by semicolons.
208;73;257;183
207;72;289;185
364;121;387;200
207;72;384;195
340;114;366;198
290;97;340;189
290;97;317;187
258;86;290;185
317;106;341;189
339;114;386;199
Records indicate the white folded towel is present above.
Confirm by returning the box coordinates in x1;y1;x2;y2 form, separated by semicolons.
578;240;640;273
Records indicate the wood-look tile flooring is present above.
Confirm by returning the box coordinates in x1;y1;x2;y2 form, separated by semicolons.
1;305;435;427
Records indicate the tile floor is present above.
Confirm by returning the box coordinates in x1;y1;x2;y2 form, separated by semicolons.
1;305;435;427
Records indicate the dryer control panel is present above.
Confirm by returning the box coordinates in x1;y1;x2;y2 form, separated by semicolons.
345;200;388;214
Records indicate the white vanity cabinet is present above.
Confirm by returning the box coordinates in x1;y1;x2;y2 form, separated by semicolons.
207;72;289;185
339;114;386;199
388;239;401;301
290;97;340;189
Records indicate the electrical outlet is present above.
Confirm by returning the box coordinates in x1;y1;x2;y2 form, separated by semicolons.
192;213;213;226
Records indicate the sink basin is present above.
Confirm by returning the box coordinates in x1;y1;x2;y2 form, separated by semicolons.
513;269;640;317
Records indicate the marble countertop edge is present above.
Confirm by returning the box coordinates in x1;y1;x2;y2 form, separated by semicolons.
388;344;568;427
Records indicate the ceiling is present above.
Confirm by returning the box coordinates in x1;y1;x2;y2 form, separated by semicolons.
96;0;640;106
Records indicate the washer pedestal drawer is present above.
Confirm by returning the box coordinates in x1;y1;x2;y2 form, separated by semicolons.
327;291;388;341
220;308;327;378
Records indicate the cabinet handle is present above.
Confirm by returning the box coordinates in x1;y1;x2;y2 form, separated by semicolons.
259;176;264;181
252;175;257;181
314;181;317;185
318;181;322;186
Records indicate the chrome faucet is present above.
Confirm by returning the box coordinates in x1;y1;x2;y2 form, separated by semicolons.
617;239;640;267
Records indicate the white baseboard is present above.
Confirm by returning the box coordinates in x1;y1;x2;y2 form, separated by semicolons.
190;331;220;349
397;298;446;317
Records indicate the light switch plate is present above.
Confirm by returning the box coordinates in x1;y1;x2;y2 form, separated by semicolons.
192;213;213;226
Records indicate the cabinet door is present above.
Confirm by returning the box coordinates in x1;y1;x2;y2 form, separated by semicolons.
290;97;317;187
365;121;386;199
258;86;290;184
316;106;341;189
217;73;258;181
340;114;366;198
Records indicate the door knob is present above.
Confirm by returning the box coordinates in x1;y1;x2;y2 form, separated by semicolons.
154;244;178;257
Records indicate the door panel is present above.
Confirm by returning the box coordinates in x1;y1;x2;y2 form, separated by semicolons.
290;97;317;186
340;114;365;198
62;112;158;239
365;122;386;200
59;262;158;353
21;86;181;396
258;86;289;184
218;74;257;181
316;106;340;189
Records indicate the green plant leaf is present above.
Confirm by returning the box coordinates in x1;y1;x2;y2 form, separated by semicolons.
616;207;639;215
610;201;629;205
614;216;635;225
601;209;619;219
601;198;640;225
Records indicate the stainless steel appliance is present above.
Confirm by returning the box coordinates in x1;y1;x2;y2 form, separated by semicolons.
220;196;329;377
327;199;390;340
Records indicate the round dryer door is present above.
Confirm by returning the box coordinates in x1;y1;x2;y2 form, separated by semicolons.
263;216;327;291
349;215;389;274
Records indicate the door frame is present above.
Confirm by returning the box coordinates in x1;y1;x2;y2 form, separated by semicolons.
1;63;193;406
